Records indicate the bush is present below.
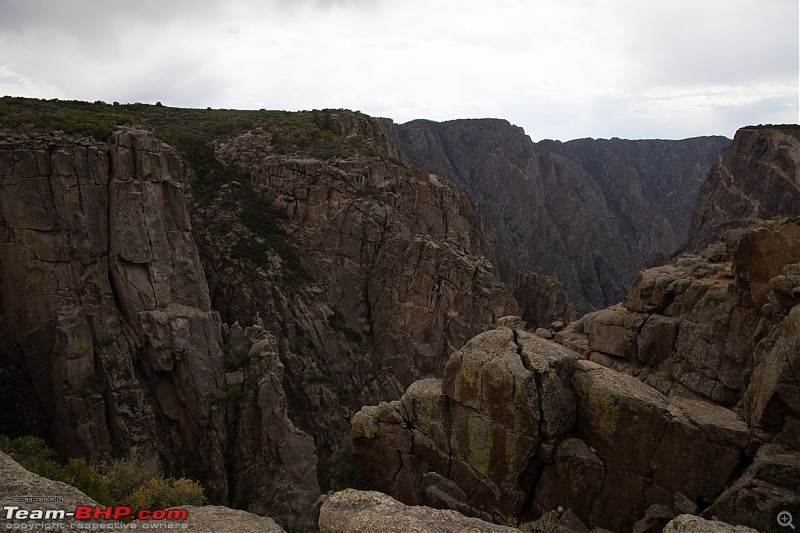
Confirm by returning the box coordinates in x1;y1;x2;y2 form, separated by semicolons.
127;477;205;512
105;448;161;504
319;437;367;492
0;435;206;512
0;435;62;481
61;458;111;504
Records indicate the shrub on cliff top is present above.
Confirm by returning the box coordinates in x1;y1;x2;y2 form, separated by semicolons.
0;435;205;510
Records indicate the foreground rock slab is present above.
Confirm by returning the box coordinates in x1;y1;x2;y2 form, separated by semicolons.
663;514;757;533
318;489;519;533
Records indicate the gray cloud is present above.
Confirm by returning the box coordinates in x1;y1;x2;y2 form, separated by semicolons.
0;0;796;140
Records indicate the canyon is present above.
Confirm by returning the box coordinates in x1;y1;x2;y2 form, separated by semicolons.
0;97;797;532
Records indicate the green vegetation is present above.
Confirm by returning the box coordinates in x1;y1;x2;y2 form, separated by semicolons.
223;346;250;372
212;383;244;407
231;196;311;283
317;436;368;493
0;97;334;282
0;96;399;163
0;435;205;512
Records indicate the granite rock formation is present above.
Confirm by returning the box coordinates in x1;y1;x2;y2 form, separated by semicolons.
352;218;800;531
0;128;321;531
686;126;800;252
398;119;729;313
0;111;517;530
317;489;519;533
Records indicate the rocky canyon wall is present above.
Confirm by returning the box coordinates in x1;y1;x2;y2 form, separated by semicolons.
0;109;518;531
353;219;800;532
686;125;800;252
398;119;730;315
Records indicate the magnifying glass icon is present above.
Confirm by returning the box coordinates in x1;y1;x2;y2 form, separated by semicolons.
779;511;795;529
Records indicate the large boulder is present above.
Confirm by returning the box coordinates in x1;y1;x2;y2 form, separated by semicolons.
703;444;800;531
572;361;749;531
317;489;519;533
352;326;580;521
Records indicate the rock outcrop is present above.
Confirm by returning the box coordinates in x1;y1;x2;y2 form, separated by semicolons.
0;129;321;531
0;111;518;531
514;272;574;329
317;489;519;533
663;515;758;533
686;126;800;252
398;119;729;313
353;218;800;532
0;128;227;486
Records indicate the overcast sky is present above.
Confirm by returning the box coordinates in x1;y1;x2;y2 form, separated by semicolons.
0;0;797;141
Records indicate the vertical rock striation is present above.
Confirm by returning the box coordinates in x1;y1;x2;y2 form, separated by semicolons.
398;119;729;314
0;128;322;531
686;126;800;252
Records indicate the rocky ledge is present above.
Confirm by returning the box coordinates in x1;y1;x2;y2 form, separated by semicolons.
351;219;800;531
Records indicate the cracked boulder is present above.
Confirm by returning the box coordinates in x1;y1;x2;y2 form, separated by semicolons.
352;325;580;521
573;361;748;531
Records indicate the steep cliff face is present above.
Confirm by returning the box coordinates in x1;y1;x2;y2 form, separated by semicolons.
686;126;800;252
0;129;225;481
190;124;517;502
539;136;729;265
0;128;321;531
353;220;800;532
398;119;729;314
0;105;518;531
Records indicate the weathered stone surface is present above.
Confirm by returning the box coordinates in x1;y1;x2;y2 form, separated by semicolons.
704;444;800;531
632;504;675;533
533;438;604;523
514;272;574;328
583;304;646;360
733;219;800;308
354;327;580;521
0;129;321;531
687;126;800;252
318;489;519;533
572;360;750;531
573;360;670;474
663;514;757;533
651;398;748;500
400;119;729;313
560;222;800;407
744;304;800;434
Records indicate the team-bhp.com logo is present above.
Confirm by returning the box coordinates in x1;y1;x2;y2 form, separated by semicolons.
4;505;189;528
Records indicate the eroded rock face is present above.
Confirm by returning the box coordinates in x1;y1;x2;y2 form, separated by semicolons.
317;489;519;533
353;309;782;531
702;444;800;531
572;361;748;531
0;129;321;531
196;125;517;513
0;129;225;485
686;126;800;252
514;272;575;329
352;327;579;521
552;219;800;409
399;119;729;313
